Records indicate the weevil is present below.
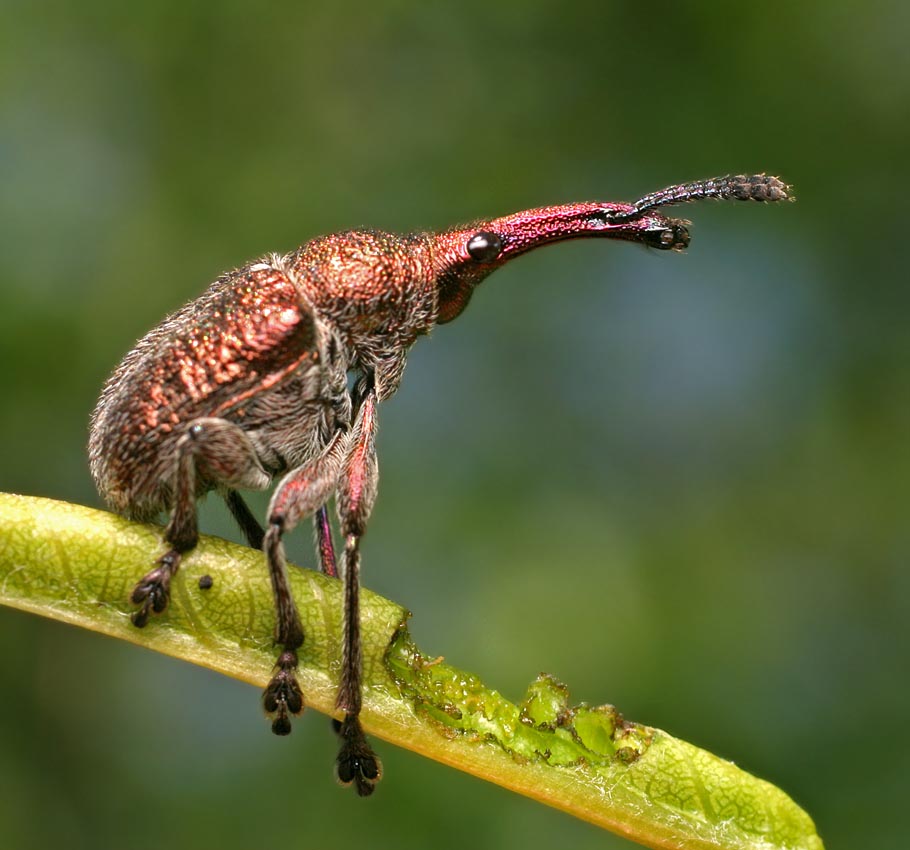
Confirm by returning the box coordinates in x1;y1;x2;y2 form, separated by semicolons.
88;173;792;795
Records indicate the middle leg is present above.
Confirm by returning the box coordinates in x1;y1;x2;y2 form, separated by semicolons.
261;430;348;735
314;504;338;577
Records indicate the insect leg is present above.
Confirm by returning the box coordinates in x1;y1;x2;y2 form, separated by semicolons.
314;505;338;577
224;489;265;550
131;418;269;628
333;385;382;796
261;430;348;735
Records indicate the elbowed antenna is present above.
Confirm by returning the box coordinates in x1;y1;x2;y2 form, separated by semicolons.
430;173;793;323
611;173;794;221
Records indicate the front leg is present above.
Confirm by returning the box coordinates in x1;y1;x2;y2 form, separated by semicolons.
333;384;382;796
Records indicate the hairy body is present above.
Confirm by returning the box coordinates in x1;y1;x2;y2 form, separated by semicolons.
88;175;792;795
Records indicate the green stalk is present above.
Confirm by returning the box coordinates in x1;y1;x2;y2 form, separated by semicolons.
0;493;823;850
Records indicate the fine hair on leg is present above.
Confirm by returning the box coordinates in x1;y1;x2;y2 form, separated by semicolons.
333;385;382;796
260;431;349;735
131;418;270;627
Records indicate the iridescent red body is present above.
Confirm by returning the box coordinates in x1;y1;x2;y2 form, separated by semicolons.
88;174;792;795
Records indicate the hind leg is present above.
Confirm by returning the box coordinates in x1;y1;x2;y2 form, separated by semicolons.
224;488;266;550
131;418;269;627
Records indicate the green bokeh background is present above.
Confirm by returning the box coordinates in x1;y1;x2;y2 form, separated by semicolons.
1;3;907;849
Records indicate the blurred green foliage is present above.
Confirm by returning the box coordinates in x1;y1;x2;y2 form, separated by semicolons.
0;2;907;849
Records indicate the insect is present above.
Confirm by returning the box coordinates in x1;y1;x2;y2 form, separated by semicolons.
88;173;792;796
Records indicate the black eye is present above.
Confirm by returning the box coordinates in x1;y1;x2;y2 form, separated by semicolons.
466;231;503;263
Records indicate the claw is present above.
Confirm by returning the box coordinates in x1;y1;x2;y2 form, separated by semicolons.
263;649;304;735
130;603;151;628
130;551;180;626
334;715;382;797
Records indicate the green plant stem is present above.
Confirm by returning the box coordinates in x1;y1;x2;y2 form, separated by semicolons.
0;493;823;850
